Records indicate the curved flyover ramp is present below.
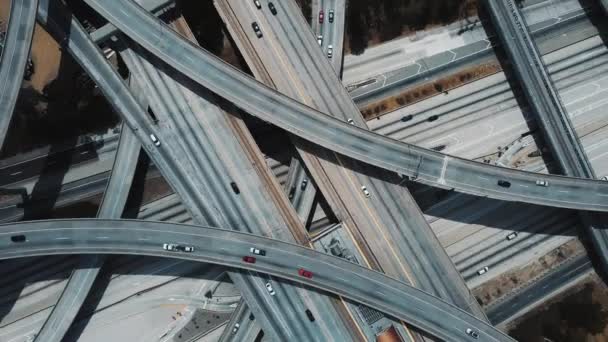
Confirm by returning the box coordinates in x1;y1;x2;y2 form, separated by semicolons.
0;0;38;149
83;0;608;213
0;219;514;342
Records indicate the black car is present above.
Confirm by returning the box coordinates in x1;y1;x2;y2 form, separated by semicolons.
497;180;511;188
300;178;308;190
400;114;413;122
328;10;334;23
288;186;296;199
305;309;316;322
268;2;278;15
11;235;26;243
252;22;263;38
230;182;240;194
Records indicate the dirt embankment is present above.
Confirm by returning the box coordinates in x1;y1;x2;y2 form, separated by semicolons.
508;274;608;342
473;239;584;307
360;61;502;120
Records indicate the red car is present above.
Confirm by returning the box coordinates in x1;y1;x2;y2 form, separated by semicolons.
298;268;313;278
318;10;324;24
242;256;256;263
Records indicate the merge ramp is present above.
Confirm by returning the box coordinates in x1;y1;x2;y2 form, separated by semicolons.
33;120;141;342
0;219;516;342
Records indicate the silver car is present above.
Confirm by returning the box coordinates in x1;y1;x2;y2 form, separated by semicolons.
476;266;489;276
149;134;161;147
265;282;276;296
361;185;371;198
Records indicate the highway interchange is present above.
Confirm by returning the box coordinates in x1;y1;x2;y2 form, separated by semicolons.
0;0;608;340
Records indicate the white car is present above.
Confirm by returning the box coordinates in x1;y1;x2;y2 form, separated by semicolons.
506;232;518;240
535;180;549;187
476;266;489;276
361;185;371;198
163;243;194;252
317;35;323;46
250;247;266;256
327;45;333;58
603;176;608;181
265;282;276;296
232;323;240;334
150;134;161;147
465;328;479;339
347;118;354;125
253;0;261;9
163;243;177;251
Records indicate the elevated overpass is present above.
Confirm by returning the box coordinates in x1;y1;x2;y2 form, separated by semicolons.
0;0;38;150
0;219;515;342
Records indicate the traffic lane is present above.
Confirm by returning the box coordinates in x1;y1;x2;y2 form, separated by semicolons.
276;0;354;115
0;172;110;223
445;158;607;209
86;0;608;212
0;219;514;342
0;141;100;187
487;256;591;324
245;0;335;111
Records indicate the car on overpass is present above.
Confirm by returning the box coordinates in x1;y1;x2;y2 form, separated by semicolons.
466;328;479;339
250;247;266;256
536;180;549;187
497;180;511;188
242;256;256;263
298;268;313;278
163;243;194;252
